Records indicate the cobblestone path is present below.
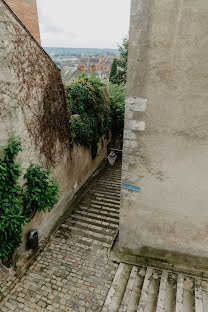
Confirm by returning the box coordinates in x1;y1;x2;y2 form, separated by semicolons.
0;161;122;312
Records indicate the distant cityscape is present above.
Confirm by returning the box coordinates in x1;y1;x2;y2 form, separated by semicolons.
44;47;120;82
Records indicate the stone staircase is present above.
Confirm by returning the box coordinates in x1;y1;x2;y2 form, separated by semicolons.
54;160;122;250
53;159;208;311
102;263;208;312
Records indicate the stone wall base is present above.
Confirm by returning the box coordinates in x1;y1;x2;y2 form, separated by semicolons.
109;233;208;278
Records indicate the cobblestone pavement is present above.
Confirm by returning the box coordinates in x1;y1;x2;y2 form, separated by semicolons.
0;161;122;312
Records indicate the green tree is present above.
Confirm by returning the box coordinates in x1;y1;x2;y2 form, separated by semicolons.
66;73;112;158
109;58;118;83
108;83;126;136
113;36;128;84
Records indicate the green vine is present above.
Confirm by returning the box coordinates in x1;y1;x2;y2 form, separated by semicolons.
23;164;59;219
66;74;112;158
0;136;59;264
0;137;26;263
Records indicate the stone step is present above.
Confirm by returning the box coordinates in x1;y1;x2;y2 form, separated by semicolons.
65;225;113;245
73;210;119;225
137;267;160;312
103;168;121;172
52;234;111;250
79;205;119;220
65;218;116;235
67;213;118;231
156;270;169;312
102;263;132;312
102;170;122;175
98;179;121;186
102;264;208;311
80;202;120;214
90;199;120;209
96;180;121;186
90;203;119;214
90;191;121;200
182;275;194;312
101;169;121;174
92;181;121;189
96;182;121;189
100;177;121;182
101;175;121;179
94;196;120;205
119;266;142;312
84;194;120;205
91;187;121;196
123;268;145;312
70;233;111;249
62;221;115;238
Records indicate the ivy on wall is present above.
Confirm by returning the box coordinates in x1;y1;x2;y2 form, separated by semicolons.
0;136;59;264
0;137;26;264
1;3;70;167
23;164;59;219
66;74;112;158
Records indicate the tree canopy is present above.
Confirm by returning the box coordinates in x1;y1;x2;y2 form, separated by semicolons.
109;36;128;84
109;59;118;83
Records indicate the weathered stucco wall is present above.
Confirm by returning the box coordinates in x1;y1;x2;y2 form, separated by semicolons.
19;140;108;256
119;0;208;263
0;0;109;256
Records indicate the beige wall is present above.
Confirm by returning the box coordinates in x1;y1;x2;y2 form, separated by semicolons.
0;0;108;256
18;140;108;256
119;0;208;262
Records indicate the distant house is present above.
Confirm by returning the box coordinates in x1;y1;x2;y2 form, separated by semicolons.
61;67;82;84
85;69;91;77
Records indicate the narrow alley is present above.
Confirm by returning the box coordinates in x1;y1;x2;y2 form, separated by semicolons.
1;159;208;312
0;161;122;312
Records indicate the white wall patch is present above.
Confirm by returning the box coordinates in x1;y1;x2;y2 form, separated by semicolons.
126;97;147;112
125;120;146;131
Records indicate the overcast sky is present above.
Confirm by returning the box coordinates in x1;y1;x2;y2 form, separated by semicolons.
36;0;131;49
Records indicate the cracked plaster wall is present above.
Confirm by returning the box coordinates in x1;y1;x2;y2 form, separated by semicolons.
119;0;208;260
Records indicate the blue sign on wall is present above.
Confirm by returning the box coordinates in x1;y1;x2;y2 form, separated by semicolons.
122;183;141;192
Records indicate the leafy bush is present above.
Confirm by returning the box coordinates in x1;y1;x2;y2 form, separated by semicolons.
23;164;59;218
0;136;59;263
66;74;111;158
108;82;126;136
70;115;96;147
0;137;26;261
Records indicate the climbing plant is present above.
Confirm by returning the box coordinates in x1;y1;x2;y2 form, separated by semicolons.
1;9;70;167
0;136;59;264
0;137;26;262
66;73;112;158
23;164;59;219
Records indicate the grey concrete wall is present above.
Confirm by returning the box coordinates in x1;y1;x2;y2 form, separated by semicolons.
119;0;208;262
0;0;109;257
